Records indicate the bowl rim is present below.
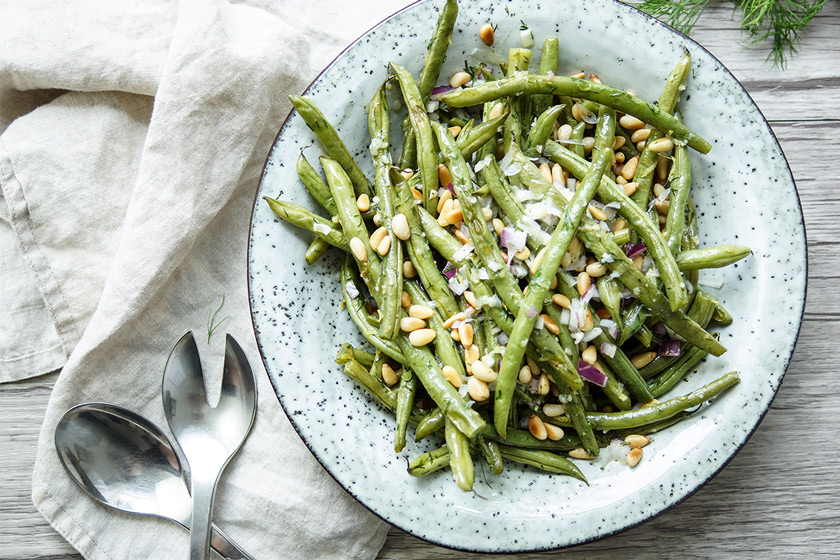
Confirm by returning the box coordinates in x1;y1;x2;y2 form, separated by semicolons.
246;0;808;552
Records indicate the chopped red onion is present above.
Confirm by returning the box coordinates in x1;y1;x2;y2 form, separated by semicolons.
430;85;455;99
445;182;455;197
577;360;608;387
497;332;509;345
442;261;457;279
625;243;646;259
660;339;682;357
525;304;539;319
500;227;527;254
652;321;667;335
580;284;598;306
448;277;469;295
600;341;617;358
344;281;359;299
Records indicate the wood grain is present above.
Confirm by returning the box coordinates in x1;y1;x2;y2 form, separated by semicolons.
1;3;838;559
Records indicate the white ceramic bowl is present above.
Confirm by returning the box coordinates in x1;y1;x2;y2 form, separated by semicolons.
248;0;806;552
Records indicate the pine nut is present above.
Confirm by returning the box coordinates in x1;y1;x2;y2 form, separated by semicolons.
621;181;637;196
526;356;541;375
442;311;466;329
470;360;497;383
403;260;417;278
410;187;423;200
373;212;381;226
648;137;674;153
479;23;495;46
538;373;550;395
465;344;480;365
615;175;628;185
492;218;505;236
541;314;560;335
488;102;505;121
622;156;639;180
437;199;454;226
543;403;566;417
569;236;581;256
450;329;461;342
381;363;398;386
631;351;657;368
408;305;434;320
518;365;532;383
450;71;472;88
552;293;571;309
569;448;595;460
528;415;548;440
614;217;628;231
583;136;595;153
438;163;453;188
586;261;607;277
544;423;565;441
561;251;572;268
400;291;411;308
400;317;426;332
626;447;643;467
467;376;490;401
653;183;666;197
529;247;546;276
549;275;558;290
376;235;391;256
636;140;646;152
482;206;493;221
581;345;598;364
615;151;626;164
461;291;477;309
349;237;367;262
571;102;584;122
436;189;452;214
409;328;436;346
356;193;371;212
613;136;626;150
515;247;530;261
589;73;602;84
581;308;594;332
569;71;585;79
630;128;651;143
557;123;572;141
633;254;644;270
577;271;591;296
458;323;474;348
448;125;462;138
657;154;670;180
619;114;645;130
624;434;651;449
588;204;608;221
552;163;564;184
442;365;462;388
538;162;551;184
654;198;670;215
454;229;470;244
392;213;411;240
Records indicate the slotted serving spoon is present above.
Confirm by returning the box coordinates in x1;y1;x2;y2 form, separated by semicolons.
54;403;252;559
162;332;257;560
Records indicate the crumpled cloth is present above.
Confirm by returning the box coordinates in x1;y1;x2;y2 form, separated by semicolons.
0;0;409;557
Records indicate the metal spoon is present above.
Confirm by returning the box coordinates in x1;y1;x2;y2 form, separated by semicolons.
162;332;257;560
54;403;253;559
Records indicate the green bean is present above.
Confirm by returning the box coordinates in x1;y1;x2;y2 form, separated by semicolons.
264;197;348;250
403;280;467;379
456;109;509;159
612;227;631;245
586;371;740;430
480;425;581;453
619;301;647;346
494;107;615;438
289;95;372;197
304;238;331;265
408;445;451;477
395;369;418;452
440;74;711;153
525;104;564;156
677;245;753;271
368;86;403;340
398;127;417;170
531;37;559;117
336;343;376;369
649;336;716;397
478;435;504;475
445;417;475;491
296;152;338;216
631;50;692;208
416;0;458;101
570;119;586;158
415;407;445;441
497;445;587;483
663;140;691;255
391;63;439;215
597;275;624;332
341;356;397;410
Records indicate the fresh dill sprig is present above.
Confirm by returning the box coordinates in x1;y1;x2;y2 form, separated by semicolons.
632;0;826;68
206;295;230;343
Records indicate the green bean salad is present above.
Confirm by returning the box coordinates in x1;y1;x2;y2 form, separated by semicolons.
265;0;750;491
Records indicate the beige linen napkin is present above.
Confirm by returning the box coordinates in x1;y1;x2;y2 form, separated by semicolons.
0;0;410;557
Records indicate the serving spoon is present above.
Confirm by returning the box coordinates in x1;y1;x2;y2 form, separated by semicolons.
162;332;257;560
54;402;253;559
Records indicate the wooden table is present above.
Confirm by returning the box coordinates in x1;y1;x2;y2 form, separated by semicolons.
2;4;838;558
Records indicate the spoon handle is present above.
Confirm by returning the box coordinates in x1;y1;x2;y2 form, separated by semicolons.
210;524;253;560
190;476;218;560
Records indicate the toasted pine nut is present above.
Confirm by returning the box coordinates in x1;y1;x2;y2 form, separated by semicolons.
538;373;550;395
442;311;466;329
636;140;646;152
403;260;417;278
479;23;495;46
626;447;643;467
569;71;585;79
465;344;480;365
588;204;608;221
463;290;479;308
571;102;584;122
615;151;626;164
625;434;651;449
436;189;453;214
632;254;644;270
552;293;571;309
400;317;426;332
410;187;423;200
453;228;470;244
630;128;651;143
400;168;414;180
631;351;657;369
528;415;548;440
551;163;564;184
622;156;639;180
526;356;541;375
569;236;581;256
370;227;387;249
581;308;594;332
392;213;411;240
648;137;674;153
381;363;398;386
438;163;453;188
372;212;381;226
482;206;493;221
582;136;595;153
408;328;436;346
541;314;560;335
400;291;411;308
458;323;474;348
529;247;546;276
356;193;371;212
577;271;591;296
569;448;595;460
376;235;392;256
488;102;505;121
581;345;598;364
586;261;607;278
614;217;628;231
437;198;454;226
450;329;461;342
544;423;565;441
613;136;626;150
619;114;645;130
549;274;558;290
654;198;670;215
448;125;462;138
450;71;472;89
619;182;637;197
492;218;505;236
589;73;602;84
543;403;566;417
514;247;530;261
470;360;497;383
466;376;490;401
652;183;666;197
657;154;670;180
408;305;434;320
539;162;552;184
615;175;628;185
349;237;367;262
556;123;572;141
561;251;572;268
518;364;533;383
442;365;462;388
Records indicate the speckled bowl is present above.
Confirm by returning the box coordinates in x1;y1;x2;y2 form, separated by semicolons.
248;0;806;552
